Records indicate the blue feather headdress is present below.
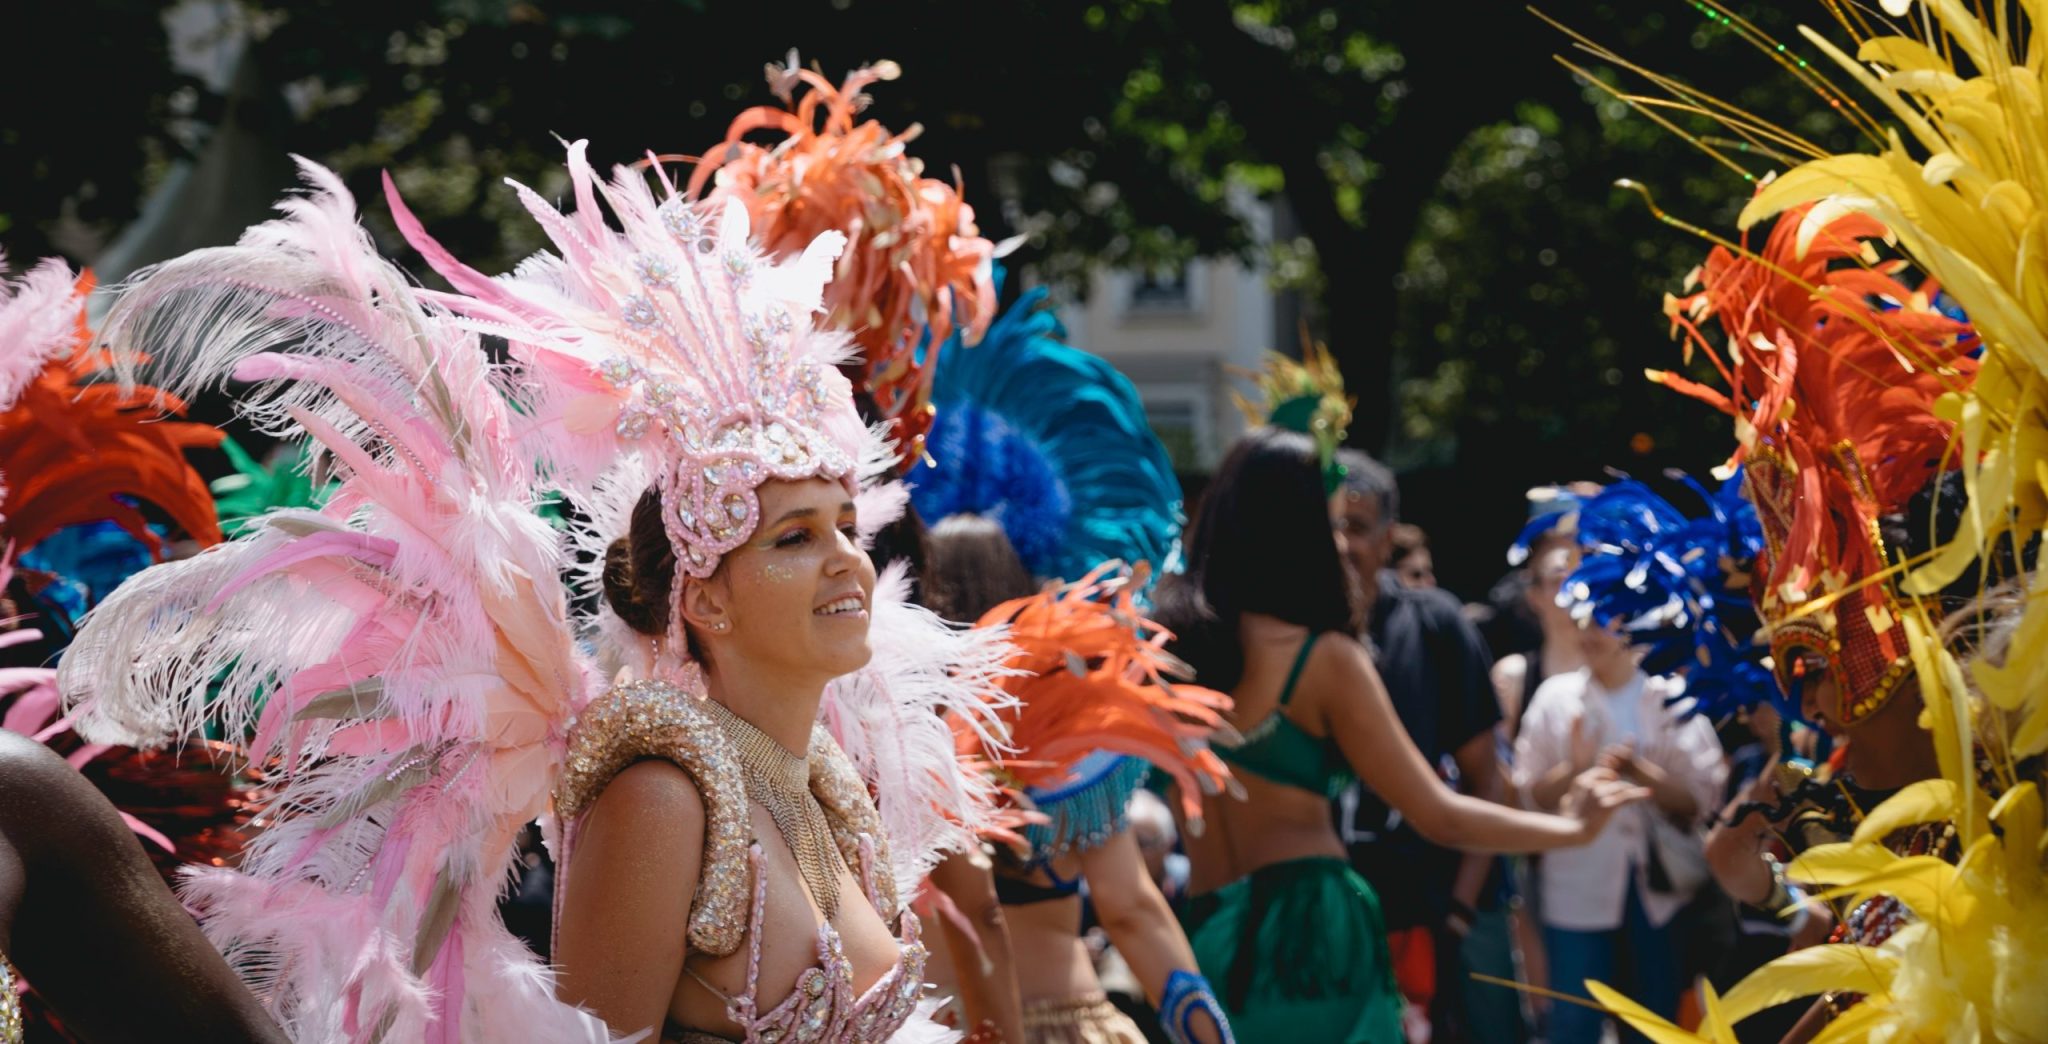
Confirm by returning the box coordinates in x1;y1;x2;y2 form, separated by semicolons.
1556;470;1788;722
910;273;1183;586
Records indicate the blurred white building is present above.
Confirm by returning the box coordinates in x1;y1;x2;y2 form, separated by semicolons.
1051;196;1299;474
1062;258;1284;472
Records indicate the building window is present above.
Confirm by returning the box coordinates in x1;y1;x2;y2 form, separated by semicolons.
1125;264;1196;315
1129;267;1190;310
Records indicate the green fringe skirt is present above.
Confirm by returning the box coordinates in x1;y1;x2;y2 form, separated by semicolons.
1181;857;1403;1043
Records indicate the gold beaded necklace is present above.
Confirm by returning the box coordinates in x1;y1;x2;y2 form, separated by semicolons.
705;699;844;920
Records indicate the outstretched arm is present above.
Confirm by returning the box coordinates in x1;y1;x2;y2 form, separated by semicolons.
0;730;286;1043
1318;638;1642;853
1078;830;1227;1044
554;758;702;1038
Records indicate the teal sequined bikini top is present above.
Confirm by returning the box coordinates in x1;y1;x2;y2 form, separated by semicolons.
1212;633;1354;799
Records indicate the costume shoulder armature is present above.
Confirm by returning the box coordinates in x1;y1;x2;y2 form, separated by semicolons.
555;679;753;956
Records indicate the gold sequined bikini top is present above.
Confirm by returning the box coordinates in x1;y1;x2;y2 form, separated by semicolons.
553;679;902;956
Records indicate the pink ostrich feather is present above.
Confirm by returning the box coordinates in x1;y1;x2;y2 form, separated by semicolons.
62;160;612;1043
385;141;883;651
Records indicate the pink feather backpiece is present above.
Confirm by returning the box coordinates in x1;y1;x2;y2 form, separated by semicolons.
61;160;612;1044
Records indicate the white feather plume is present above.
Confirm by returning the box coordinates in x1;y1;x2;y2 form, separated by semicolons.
820;561;1019;901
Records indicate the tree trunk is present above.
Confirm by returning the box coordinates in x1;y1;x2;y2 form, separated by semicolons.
1174;4;1561;454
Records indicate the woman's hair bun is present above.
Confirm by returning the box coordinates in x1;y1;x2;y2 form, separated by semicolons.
603;530;667;636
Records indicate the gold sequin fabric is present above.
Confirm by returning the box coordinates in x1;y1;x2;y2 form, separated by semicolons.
0;951;22;1044
1021;994;1149;1044
556;679;755;956
806;730;900;919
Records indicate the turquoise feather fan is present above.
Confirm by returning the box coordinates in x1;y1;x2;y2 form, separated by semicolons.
910;279;1182;586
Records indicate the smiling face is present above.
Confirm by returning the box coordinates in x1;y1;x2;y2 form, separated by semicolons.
681;476;877;687
1330;489;1390;591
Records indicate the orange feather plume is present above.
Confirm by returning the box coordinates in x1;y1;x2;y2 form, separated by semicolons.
0;270;223;558
687;56;997;468
1652;202;1973;605
950;563;1237;831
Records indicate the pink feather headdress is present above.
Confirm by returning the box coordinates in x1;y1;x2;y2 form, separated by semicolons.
388;142;874;610
393;140;1016;894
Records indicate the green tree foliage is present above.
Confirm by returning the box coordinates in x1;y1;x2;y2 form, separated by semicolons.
0;0;1864;595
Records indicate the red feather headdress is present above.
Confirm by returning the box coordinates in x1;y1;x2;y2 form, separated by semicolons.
0;267;223;558
950;564;1236;839
1649;201;1974;724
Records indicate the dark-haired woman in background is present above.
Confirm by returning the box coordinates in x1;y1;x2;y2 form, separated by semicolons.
1155;428;1647;1042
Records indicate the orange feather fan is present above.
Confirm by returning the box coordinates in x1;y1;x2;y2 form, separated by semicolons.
686;56;997;467
951;563;1237;832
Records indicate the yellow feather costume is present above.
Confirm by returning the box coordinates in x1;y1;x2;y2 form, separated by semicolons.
1547;2;2048;1039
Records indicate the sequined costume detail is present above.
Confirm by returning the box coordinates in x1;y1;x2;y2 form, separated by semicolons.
671;843;928;1043
555;679;755;956
557;678;924;1041
0;952;21;1044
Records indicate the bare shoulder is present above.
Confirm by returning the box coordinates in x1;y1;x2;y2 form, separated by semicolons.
1296;631;1388;728
589;758;704;822
0;731;126;847
1302;629;1375;688
578;758;707;859
1490;652;1528;692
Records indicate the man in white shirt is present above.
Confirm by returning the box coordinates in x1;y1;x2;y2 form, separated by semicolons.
1512;620;1726;1044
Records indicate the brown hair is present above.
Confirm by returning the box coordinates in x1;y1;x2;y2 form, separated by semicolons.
924;514;1037;623
603;488;678;637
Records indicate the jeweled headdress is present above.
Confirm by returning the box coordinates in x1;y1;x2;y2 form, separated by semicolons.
390;141;871;601
395;143;1009;896
1651;201;1974;725
686;56;998;469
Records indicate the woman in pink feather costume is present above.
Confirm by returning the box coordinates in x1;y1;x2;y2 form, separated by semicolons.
388;141;1011;1042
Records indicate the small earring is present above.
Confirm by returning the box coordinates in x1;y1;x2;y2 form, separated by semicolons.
712;621;730;633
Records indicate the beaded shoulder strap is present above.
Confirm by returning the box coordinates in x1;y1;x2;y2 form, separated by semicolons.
805;728;901;919
555;679;754;956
